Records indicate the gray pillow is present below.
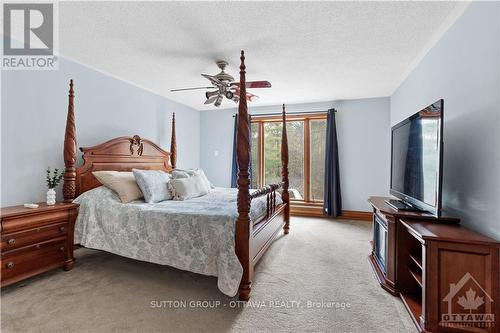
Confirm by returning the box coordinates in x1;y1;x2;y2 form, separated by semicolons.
132;169;172;203
173;168;214;189
168;174;210;201
172;169;191;179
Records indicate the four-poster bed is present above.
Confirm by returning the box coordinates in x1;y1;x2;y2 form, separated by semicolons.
62;51;290;300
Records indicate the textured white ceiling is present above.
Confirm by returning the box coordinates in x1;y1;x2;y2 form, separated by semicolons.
59;1;467;110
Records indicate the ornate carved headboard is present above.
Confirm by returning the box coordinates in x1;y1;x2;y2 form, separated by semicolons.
62;80;177;201
75;135;173;196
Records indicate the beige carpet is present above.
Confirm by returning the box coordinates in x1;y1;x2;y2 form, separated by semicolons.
1;217;415;333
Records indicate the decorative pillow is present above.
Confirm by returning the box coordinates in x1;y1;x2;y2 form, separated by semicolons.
132;169;172;203
168;174;211;201
172;169;191;179
172;168;213;189
92;171;143;203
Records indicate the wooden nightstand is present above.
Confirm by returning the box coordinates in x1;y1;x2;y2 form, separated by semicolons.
0;202;79;287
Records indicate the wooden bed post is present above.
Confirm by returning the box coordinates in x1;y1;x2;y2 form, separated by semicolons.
281;104;290;234
170;112;177;169
235;50;252;301
63;79;77;202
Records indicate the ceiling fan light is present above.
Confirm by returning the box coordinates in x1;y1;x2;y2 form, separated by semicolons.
206;90;219;99
214;95;223;107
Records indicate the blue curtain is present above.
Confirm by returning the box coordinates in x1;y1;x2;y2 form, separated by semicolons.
323;109;342;217
231;115;252;188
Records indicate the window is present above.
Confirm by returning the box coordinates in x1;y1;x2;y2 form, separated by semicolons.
310;119;326;201
250;122;260;189
250;114;327;203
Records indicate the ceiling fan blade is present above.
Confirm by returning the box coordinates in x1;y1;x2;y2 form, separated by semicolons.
246;93;259;102
232;87;259;102
170;86;212;92
204;95;219;105
201;74;223;87
247;81;271;88
230;81;272;89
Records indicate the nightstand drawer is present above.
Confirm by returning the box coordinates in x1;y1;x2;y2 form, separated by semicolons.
1;238;67;284
1;222;69;251
2;210;69;233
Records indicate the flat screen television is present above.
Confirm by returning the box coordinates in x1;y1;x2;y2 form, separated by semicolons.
390;99;444;216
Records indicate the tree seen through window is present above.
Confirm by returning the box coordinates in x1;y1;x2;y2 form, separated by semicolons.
250;116;326;202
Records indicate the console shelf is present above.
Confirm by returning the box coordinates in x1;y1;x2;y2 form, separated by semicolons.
409;253;422;270
408;268;422;287
400;292;422;330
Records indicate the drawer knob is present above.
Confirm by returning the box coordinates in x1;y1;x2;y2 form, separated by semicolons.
6;262;14;269
59;246;65;252
7;238;16;245
59;226;66;233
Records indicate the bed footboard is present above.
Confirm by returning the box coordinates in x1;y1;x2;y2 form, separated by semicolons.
250;184;286;261
250;183;281;220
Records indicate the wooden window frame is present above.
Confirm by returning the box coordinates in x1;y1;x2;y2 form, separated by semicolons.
251;113;327;205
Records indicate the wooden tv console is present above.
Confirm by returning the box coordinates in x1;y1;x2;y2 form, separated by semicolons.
368;196;460;295
368;196;500;333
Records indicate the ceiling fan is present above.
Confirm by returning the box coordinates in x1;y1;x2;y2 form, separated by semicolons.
170;60;272;107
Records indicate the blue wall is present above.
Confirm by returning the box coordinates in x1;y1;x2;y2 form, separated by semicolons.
391;2;500;239
200;98;391;211
3;1;498;226
1;58;200;206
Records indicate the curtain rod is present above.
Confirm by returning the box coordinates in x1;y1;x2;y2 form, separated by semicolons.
232;109;336;118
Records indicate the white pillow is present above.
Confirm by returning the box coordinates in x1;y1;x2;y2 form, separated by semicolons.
168;174;211;200
92;171;143;203
173;168;213;190
132;169;172;203
172;169;191;179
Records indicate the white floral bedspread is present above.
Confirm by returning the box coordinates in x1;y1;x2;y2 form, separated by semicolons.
74;186;281;297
